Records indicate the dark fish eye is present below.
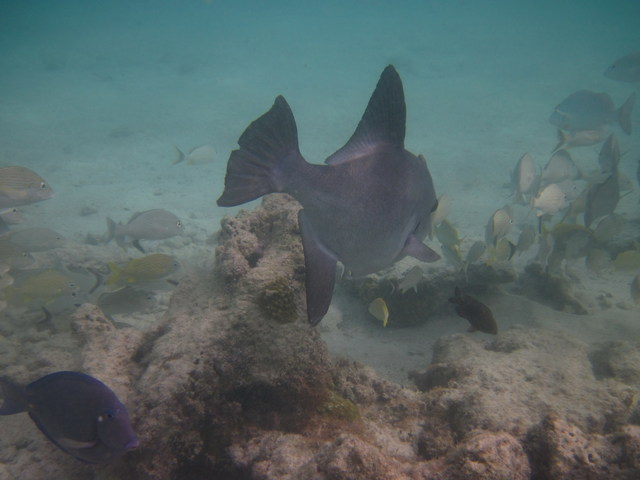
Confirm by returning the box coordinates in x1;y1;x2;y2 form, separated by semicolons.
176;221;182;228
40;182;47;189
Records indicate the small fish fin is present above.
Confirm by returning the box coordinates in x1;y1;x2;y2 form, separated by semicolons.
173;147;186;165
57;437;98;450
298;211;337;326
0;377;28;415
217;96;304;207
325;65;405;165
132;239;145;254
619;92;635;135
105;217;116;243
553;129;567;153
0;217;9;235
105;263;121;286
401;235;440;263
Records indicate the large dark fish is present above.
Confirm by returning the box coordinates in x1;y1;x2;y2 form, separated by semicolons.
604;51;640;83
0;371;138;463
549;90;635;135
449;287;498;335
217;66;440;325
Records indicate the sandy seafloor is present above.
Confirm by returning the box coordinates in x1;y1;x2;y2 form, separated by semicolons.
1;0;640;470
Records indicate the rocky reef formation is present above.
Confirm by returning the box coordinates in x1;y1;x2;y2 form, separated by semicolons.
1;194;640;479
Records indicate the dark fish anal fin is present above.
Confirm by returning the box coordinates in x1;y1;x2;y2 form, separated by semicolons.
217;96;304;207
325;65;406;166
132;239;145;254
298;210;337;326
401;234;440;263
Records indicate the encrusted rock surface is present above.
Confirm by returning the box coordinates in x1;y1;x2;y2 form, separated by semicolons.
1;195;640;480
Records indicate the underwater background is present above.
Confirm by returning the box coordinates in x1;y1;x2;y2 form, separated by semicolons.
1;0;640;478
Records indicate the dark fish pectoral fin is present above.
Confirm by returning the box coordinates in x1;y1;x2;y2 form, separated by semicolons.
0;377;28;415
298;211;337;326
217;96;304;207
325;65;406;165
402;235;440;263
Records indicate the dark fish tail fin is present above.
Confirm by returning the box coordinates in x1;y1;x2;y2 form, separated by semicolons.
173;147;186;165
0;377;28;415
619;92;635;135
217;96;304;207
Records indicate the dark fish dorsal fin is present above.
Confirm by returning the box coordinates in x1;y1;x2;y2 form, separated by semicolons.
325;65;406;165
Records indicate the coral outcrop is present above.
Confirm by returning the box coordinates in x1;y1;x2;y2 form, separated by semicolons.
1;194;640;479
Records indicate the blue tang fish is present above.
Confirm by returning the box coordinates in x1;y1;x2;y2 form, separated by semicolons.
0;371;139;463
217;65;440;325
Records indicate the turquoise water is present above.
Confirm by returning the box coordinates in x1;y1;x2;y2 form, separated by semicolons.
1;0;639;477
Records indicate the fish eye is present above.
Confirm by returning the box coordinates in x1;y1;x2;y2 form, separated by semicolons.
40;182;47;189
176;221;182;228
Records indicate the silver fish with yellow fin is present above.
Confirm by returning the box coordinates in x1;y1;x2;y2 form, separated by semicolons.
106;253;179;286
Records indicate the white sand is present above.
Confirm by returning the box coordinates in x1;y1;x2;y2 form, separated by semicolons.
1;0;639;383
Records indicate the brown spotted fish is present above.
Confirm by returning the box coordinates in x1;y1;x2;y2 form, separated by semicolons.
449;287;498;334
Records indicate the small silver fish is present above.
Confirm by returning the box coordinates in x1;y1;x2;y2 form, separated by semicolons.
7;227;64;252
0;166;54;208
173;144;216;165
541;149;580;185
97;286;156;317
0;238;35;269
554;128;608;151
0;207;25;225
485;207;512;246
516;224;536;254
532;183;567;217
584;172;619;227
604;51;640;83
555;179;583;202
511;153;536;204
398;265;423;294
435;219;461;247
598;134;620;175
106;209;182;253
549;90;635;135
